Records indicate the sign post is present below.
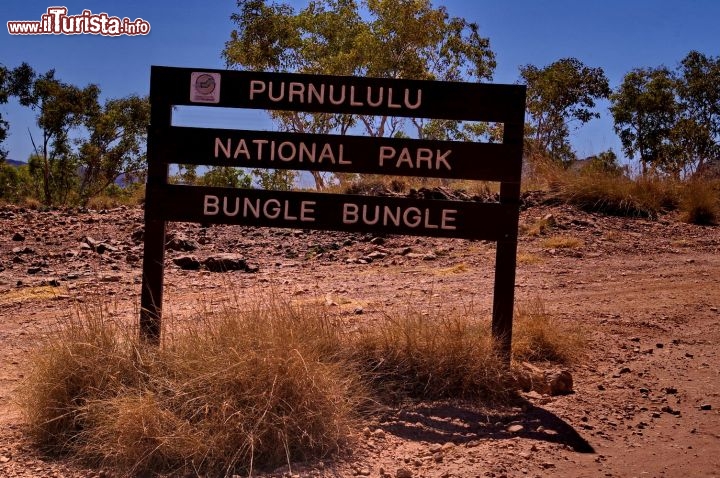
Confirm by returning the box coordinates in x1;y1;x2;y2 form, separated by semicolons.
141;66;525;359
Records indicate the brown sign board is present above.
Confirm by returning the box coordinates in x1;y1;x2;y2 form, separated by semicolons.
141;66;526;360
152;126;522;182
146;184;519;241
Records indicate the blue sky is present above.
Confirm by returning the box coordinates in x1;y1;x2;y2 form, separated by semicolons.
1;0;719;166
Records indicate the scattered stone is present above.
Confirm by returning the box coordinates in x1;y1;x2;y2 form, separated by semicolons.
100;275;122;283
173;255;201;270
665;387;678;395
548;370;574;395
661;406;681;416
516;362;573;395
422;253;437;261
354;307;364;315
700;404;712;411
203;254;248;272
11;232;25;241
81;236;99;250
12;246;35;255
396;467;413;478
166;234;199;252
131;228;144;243
27;266;42;274
0;455;10;463
370;237;385;245
95;243;117;254
507;424;525;433
367;251;387;260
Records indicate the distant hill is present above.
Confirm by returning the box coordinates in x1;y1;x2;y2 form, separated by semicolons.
3;159;27;168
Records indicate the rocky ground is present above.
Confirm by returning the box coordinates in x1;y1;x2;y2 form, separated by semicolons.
0;197;719;478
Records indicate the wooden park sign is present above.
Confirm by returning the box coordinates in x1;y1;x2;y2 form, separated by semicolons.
141;66;526;358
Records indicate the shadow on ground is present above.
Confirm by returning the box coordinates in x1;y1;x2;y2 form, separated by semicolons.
378;398;594;453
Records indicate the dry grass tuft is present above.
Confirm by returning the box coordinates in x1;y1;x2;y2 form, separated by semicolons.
20;295;585;475
350;311;512;402
541;235;583;249
679;180;719;225
20;301;363;476
513;298;587;364
543;167;679;219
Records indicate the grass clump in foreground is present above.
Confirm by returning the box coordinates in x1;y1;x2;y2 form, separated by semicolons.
20;302;362;476
20;296;585;476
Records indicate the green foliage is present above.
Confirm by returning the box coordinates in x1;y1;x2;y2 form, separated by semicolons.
0;64;11;160
77;95;150;204
4;63;149;205
610;67;678;175
581;149;624;176
521;58;610;163
198;166;253;188
224;0;496;189
611;51;720;176
252;168;297;190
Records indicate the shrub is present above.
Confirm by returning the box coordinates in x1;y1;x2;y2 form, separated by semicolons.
20;295;584;475
679;180;719;225
513;298;586;363
350;311;511;401
20;302;363;476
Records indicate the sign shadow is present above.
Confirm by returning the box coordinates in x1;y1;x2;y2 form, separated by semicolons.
377;398;594;454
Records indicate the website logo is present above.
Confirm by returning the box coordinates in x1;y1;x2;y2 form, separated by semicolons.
7;7;151;36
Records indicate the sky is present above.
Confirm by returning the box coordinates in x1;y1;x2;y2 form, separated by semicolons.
1;0;719;166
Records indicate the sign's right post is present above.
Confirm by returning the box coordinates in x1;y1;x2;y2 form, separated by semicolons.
492;104;525;363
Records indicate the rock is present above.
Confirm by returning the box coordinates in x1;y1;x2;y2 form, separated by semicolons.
131;228;144;243
12;246;34;255
548;370;573;395
515;362;573;396
396;467;413;478
173;255;201;270
422;253;437;261
203;254;248;272
11;232;25;241
370;237;385;245
700;404;712;411
27;267;42;274
367;251;387;260
507;424;525;433
354;307;364;315
81;236;99;250
95;243;117;254
165;234;199;252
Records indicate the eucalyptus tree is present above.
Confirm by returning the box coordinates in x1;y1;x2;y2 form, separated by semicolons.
610;67;679;175
520;58;610;163
224;0;496;189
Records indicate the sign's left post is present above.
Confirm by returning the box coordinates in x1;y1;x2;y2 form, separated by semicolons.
140;68;171;345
